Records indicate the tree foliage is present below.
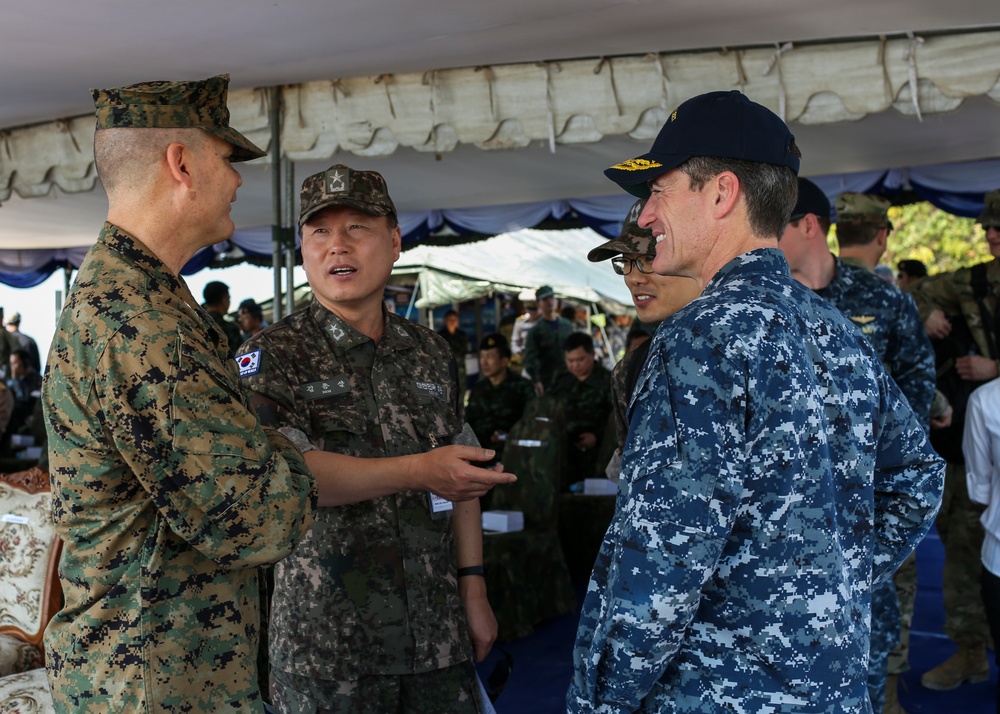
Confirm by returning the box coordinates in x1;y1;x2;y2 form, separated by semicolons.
829;201;992;275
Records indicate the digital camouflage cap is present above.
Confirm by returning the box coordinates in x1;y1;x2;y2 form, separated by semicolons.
298;164;397;228
835;192;893;229
977;188;1000;227
92;74;265;162
587;199;655;262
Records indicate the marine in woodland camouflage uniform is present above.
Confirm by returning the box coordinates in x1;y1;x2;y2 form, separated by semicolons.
41;75;317;714
908;189;1000;689
782;182;938;712
239;164;509;713
464;333;535;462
568;91;944;713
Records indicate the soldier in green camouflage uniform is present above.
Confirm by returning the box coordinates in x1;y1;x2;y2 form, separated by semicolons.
41;75;318;714
203;280;244;357
909;189;1000;691
547;332;612;488
464;333;535;463
239;165;515;714
523;285;574;392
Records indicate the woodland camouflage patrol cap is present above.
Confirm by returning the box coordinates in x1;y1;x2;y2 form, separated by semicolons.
587;199;655;262
92;74;265;162
977;189;1000;227
835;192;893;229
298;164;397;228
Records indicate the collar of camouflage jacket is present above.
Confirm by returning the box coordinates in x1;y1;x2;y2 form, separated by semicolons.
309;298;419;355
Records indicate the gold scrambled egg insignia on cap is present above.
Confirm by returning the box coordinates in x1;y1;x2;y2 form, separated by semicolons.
670;110;678;122
610;158;664;172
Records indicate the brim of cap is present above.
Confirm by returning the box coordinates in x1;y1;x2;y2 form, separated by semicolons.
587;239;627;262
587;235;655;262
603;151;688;198
206;126;266;162
299;197;394;228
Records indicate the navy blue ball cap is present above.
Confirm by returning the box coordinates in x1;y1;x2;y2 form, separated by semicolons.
604;90;801;198
790;177;831;222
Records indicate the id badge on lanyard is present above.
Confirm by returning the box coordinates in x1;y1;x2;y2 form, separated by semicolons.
427;422;481;519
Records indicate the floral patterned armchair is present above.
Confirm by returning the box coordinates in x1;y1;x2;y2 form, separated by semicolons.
0;467;62;678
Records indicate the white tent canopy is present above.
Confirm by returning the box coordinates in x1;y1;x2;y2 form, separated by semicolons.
392;229;633;310
3;2;1000;276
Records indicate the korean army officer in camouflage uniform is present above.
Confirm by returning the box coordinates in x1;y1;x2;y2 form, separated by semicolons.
237;165;515;713
567;90;944;713
41;75;317;713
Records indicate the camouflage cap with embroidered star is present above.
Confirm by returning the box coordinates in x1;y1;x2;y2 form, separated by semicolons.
298;164;397;228
588;199;655;262
92;74;265;162
976;188;1000;227
835;193;892;228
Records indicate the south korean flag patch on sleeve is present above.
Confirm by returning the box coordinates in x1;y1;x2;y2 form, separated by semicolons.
236;350;262;377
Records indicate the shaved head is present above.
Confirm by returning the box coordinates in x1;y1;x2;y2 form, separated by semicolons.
94;127;207;196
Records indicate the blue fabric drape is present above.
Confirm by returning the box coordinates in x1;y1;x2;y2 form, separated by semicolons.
6;158;1000;287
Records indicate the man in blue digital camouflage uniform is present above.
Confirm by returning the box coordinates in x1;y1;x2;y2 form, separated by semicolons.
567;90;945;714
780;179;939;714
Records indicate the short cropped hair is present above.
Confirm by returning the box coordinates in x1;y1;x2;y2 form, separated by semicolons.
94;127;206;196
836;221;884;248
679;156;799;239
563;331;594;354
238;299;263;320
203;281;230;306
898;259;928;279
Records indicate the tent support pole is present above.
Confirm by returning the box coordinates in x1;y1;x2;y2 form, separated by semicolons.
270;86;284;323
404;282;420;321
284;157;296;315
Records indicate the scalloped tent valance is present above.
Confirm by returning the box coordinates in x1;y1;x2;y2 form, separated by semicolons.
1;28;1000;287
4;30;1000;201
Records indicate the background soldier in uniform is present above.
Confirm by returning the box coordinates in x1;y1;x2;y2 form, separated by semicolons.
908;188;1000;691
548;332;612;486
203;279;243;357
465;333;535;463
567;90;944;713
41;75;317;713
238;164;514;714
779;179;938;713
523;285;574;394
